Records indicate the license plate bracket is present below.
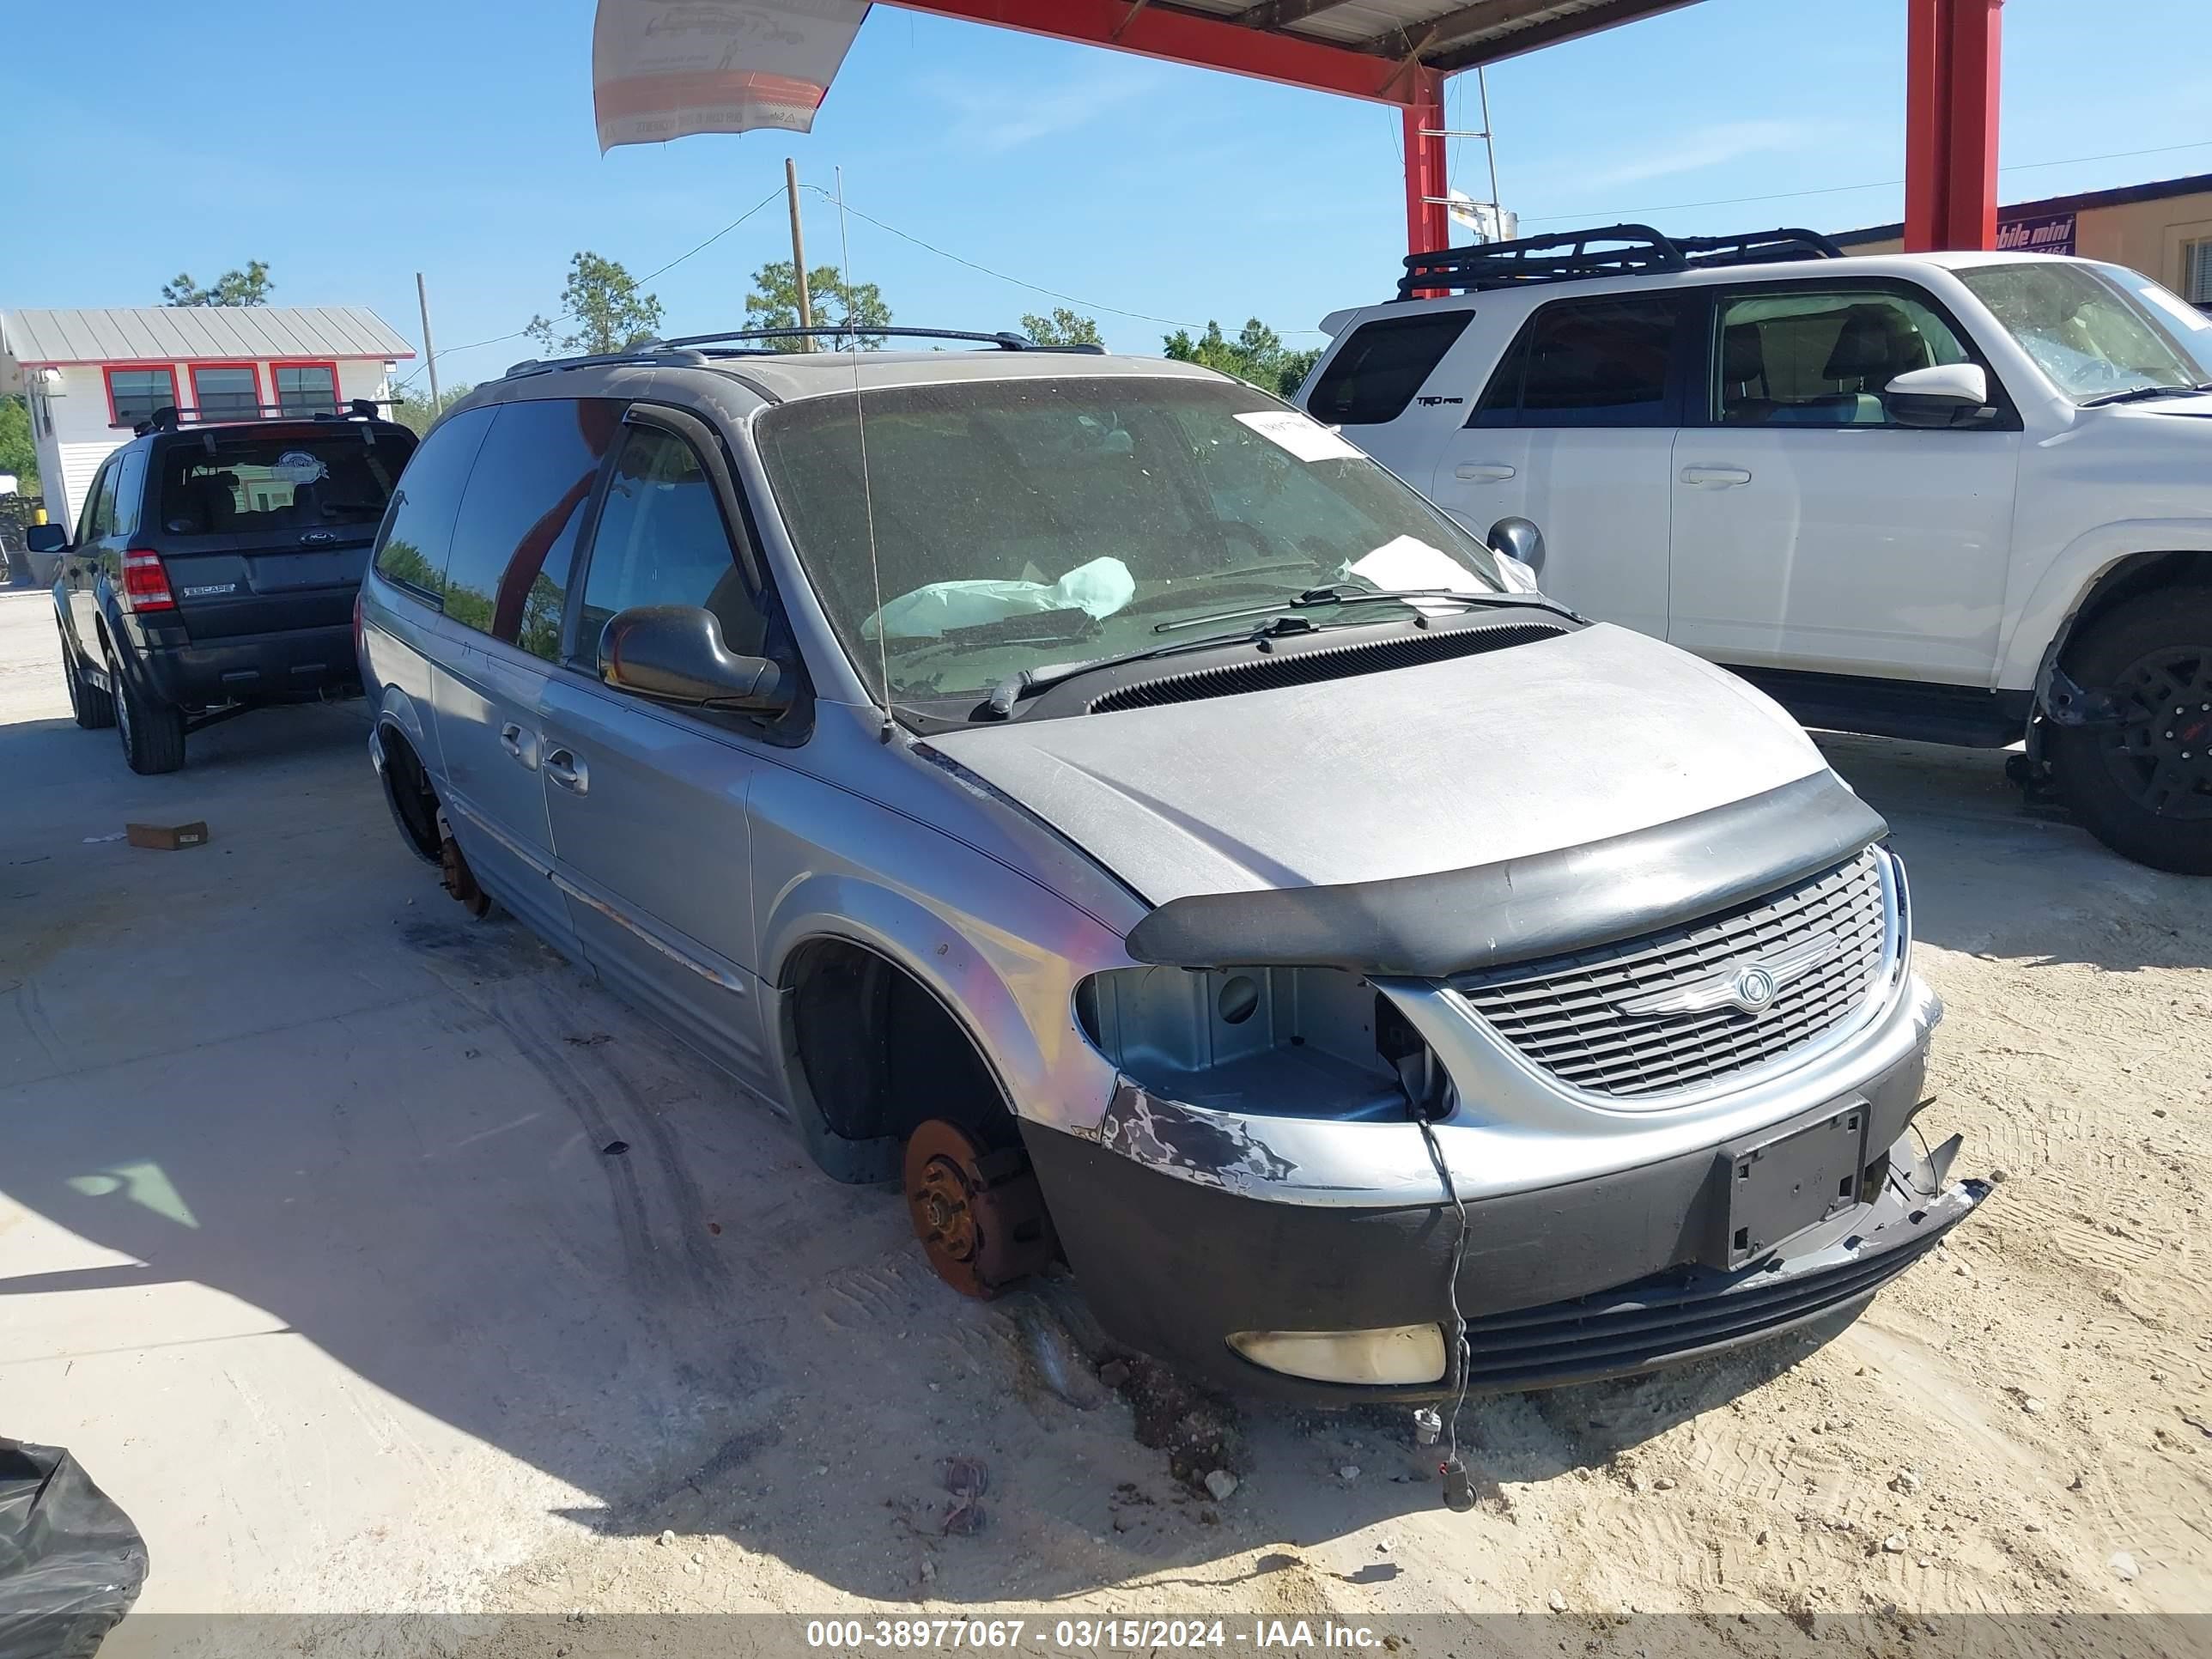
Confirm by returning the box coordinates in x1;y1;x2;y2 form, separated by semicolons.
1713;1100;1869;1270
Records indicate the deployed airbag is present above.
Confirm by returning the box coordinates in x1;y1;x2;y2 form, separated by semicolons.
0;1441;147;1659
863;556;1135;640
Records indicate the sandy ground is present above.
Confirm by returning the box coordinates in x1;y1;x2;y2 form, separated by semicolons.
1;583;2206;1636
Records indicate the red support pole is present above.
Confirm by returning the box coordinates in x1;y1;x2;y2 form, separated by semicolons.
1403;65;1449;258
1904;0;2002;252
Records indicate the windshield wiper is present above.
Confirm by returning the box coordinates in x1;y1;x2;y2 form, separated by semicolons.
980;625;1286;716
2081;384;2209;407
1150;584;1556;635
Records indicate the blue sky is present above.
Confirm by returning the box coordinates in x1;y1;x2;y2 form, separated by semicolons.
3;0;2209;380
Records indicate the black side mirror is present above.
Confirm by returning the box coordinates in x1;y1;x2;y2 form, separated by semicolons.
599;605;791;714
25;524;66;555
1486;516;1546;580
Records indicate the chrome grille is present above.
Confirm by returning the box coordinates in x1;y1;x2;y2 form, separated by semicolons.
1454;851;1891;1099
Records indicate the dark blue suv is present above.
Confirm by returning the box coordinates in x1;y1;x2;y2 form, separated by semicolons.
33;402;416;772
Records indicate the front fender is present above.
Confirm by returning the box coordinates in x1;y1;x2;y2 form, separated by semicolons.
751;763;1133;1143
2000;518;2212;690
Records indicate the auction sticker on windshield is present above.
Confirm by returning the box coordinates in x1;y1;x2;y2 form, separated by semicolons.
1234;410;1363;464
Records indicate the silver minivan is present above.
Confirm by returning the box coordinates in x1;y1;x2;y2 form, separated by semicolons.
357;329;1984;1418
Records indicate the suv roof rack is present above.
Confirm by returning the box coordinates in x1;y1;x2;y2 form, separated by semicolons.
126;398;393;436
501;325;1107;380
1395;223;1844;299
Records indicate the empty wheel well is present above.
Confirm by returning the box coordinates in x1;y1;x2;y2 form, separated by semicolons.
2062;550;2212;666
783;939;1016;1165
377;722;444;862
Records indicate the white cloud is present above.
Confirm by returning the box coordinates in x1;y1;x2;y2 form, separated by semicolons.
918;64;1161;153
1577;118;1820;187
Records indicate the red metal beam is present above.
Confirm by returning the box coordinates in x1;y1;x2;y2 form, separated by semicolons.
889;0;1414;104
1905;0;2003;251
1403;66;1450;259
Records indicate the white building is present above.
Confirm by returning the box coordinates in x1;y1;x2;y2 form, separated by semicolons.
0;306;415;529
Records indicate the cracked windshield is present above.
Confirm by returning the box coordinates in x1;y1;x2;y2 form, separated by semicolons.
757;376;1506;706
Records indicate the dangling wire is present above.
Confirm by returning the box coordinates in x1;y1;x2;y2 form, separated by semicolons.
1417;1112;1475;1511
835;164;894;739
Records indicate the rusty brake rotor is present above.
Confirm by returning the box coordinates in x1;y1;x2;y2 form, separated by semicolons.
903;1118;1057;1298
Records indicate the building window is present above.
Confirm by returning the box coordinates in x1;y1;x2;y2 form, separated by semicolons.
191;364;260;418
106;366;179;428
274;362;339;416
2185;240;2212;308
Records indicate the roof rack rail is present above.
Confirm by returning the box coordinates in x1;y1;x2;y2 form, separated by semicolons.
651;325;1058;352
126;398;392;435
1395;222;1844;299
501;325;1109;380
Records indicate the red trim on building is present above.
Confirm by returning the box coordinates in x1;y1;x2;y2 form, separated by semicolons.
269;359;342;414
101;363;179;428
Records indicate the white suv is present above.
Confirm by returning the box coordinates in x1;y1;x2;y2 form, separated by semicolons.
1298;227;2212;873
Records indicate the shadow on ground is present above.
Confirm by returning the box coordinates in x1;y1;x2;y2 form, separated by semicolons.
2;659;2178;1607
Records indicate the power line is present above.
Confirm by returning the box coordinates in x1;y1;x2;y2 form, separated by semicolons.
1516;137;2212;228
802;184;1206;330
393;185;787;392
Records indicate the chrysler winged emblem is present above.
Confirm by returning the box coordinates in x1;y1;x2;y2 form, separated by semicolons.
1618;932;1841;1021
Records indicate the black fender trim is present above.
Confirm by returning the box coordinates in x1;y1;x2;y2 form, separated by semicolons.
1123;770;1887;977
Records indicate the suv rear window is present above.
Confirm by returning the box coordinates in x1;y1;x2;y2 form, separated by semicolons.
158;429;415;537
1307;312;1474;425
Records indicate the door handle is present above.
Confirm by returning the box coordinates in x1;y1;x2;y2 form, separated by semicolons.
1454;463;1516;482
498;721;538;769
544;748;588;796
1680;465;1753;487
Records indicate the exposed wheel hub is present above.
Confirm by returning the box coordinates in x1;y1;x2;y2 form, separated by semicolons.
2106;646;2212;820
903;1119;1056;1299
440;836;493;919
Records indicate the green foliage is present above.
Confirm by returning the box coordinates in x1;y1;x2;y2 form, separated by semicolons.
0;396;39;495
1162;318;1319;397
390;383;472;438
161;260;273;307
373;538;443;596
526;252;665;357
744;260;892;347
1020;308;1102;347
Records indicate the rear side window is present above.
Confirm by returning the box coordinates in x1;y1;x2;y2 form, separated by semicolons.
1473;296;1684;428
441;398;623;659
372;405;496;601
112;450;148;539
1307;311;1474;426
159;429;414;536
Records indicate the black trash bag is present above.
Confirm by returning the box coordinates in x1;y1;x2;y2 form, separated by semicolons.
0;1441;149;1659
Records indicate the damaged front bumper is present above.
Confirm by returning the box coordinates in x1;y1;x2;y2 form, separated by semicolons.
1027;963;1985;1403
1024;1110;1988;1403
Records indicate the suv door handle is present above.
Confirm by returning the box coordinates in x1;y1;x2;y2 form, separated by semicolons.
498;721;538;769
1680;465;1753;487
1454;463;1516;482
544;748;588;796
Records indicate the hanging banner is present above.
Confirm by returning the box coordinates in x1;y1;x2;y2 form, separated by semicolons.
592;0;869;151
1996;211;2076;257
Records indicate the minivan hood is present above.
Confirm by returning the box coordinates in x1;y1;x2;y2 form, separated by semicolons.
927;622;1834;905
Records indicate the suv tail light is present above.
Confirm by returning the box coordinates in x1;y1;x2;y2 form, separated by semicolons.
120;549;177;613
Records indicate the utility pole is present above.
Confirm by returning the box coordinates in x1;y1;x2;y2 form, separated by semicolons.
785;158;813;351
416;272;440;404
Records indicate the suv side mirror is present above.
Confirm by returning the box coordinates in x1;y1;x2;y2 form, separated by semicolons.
599;605;791;714
25;524;66;555
1487;516;1546;580
1884;362;1990;427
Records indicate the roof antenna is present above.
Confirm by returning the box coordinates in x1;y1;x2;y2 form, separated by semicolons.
836;164;895;743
